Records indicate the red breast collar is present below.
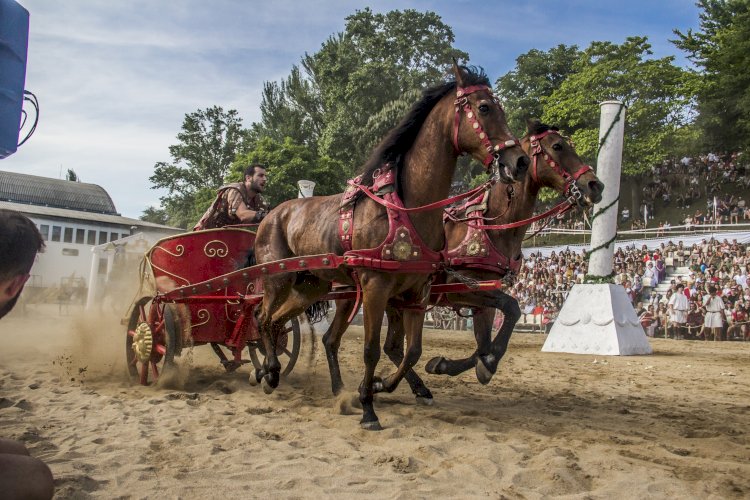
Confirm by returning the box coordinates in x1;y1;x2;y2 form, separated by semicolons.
443;201;522;276
338;164;443;273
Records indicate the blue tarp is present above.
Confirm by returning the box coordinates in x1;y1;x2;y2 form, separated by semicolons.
0;0;30;159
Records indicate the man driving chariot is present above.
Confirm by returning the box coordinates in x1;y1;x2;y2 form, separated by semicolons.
194;164;269;230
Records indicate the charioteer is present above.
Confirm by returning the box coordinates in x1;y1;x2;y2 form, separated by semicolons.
194;163;269;230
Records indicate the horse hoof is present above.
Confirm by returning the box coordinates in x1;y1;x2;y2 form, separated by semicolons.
475;359;494;385
360;420;383;431
248;369;262;387
415;396;434;406
425;356;445;375
261;377;275;395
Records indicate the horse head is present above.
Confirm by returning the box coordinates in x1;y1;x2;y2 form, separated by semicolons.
523;118;604;207
452;63;529;184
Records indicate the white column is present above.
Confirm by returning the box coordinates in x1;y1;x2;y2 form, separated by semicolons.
588;101;626;277
85;247;101;310
542;101;651;356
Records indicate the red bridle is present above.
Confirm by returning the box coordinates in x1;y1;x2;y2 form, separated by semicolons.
529;129;592;197
452;84;520;168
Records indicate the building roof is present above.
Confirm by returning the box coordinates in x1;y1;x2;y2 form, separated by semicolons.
0;200;181;232
0;170;118;214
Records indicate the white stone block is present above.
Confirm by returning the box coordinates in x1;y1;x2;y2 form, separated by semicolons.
542;284;652;355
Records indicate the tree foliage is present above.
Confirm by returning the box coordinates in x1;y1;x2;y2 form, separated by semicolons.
229;137;345;203
673;0;750;151
542;37;692;176
495;44;582;134
147;106;248;228
255;8;467;180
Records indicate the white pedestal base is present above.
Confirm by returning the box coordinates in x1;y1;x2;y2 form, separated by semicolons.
542;284;652;355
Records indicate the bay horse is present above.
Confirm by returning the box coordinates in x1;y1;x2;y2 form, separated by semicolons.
322;120;603;403
253;64;530;430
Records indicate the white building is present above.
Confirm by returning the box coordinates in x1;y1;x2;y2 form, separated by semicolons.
0;170;181;293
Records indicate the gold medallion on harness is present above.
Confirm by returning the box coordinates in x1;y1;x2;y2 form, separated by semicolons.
342;220;350;233
467;241;481;256
393;241;412;261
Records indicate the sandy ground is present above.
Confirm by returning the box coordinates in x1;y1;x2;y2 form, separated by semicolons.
0;303;748;499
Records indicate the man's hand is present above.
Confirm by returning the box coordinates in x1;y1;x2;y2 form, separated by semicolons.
253;209;267;223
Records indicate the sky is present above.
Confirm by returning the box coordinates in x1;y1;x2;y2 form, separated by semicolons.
2;0;701;219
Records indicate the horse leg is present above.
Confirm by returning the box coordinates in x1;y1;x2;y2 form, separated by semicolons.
256;275;294;391
358;280;390;431
424;290;520;384
259;276;330;393
377;307;425;396
475;294;521;384
322;298;357;396
382;306;433;405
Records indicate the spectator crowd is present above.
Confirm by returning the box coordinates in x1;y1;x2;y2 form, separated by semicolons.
508;238;750;341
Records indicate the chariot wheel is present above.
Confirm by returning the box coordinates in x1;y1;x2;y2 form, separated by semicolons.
126;296;179;385
249;317;301;377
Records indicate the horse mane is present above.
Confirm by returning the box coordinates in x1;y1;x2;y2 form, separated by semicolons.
526;119;560;136
357;65;490;189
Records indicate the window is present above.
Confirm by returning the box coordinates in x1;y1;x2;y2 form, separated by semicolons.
62;248;79;256
110;232;119;242
39;224;49;241
63;227;73;243
97;257;108;274
75;229;85;244
98;231;108;245
87;230;96;245
51;226;61;242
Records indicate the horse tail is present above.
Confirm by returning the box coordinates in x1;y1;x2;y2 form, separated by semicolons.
305;300;331;325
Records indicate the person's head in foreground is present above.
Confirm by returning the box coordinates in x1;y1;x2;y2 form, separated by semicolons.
0;210;44;320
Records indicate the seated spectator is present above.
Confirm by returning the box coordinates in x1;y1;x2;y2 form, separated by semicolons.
639;304;658;337
727;302;748;340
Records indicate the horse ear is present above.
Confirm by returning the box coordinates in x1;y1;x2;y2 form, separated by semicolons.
452;58;466;87
526;117;541;134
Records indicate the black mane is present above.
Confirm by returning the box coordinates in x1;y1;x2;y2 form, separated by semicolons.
526;119;560;136
358;66;490;188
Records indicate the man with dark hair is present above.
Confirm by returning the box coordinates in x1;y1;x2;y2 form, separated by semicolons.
0;209;44;319
194;163;269;230
0;209;54;499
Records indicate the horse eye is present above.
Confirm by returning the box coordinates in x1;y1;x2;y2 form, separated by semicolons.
478;104;490;114
552;143;563;151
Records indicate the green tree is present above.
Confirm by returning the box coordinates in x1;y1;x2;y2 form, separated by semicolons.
542;37;692;213
255;8;467;182
229;136;345;205
65;169;79;182
673;0;750;151
139;206;169;225
147;106;248;228
495;44;582;134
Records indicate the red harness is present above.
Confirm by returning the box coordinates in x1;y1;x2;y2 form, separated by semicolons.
443;190;523;275
442;130;595;275
335;83;521;319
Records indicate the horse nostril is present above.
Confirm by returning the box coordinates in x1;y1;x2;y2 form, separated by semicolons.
590;180;604;194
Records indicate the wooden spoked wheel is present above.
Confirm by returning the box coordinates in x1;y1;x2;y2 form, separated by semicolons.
126;297;178;385
249;317;301;377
